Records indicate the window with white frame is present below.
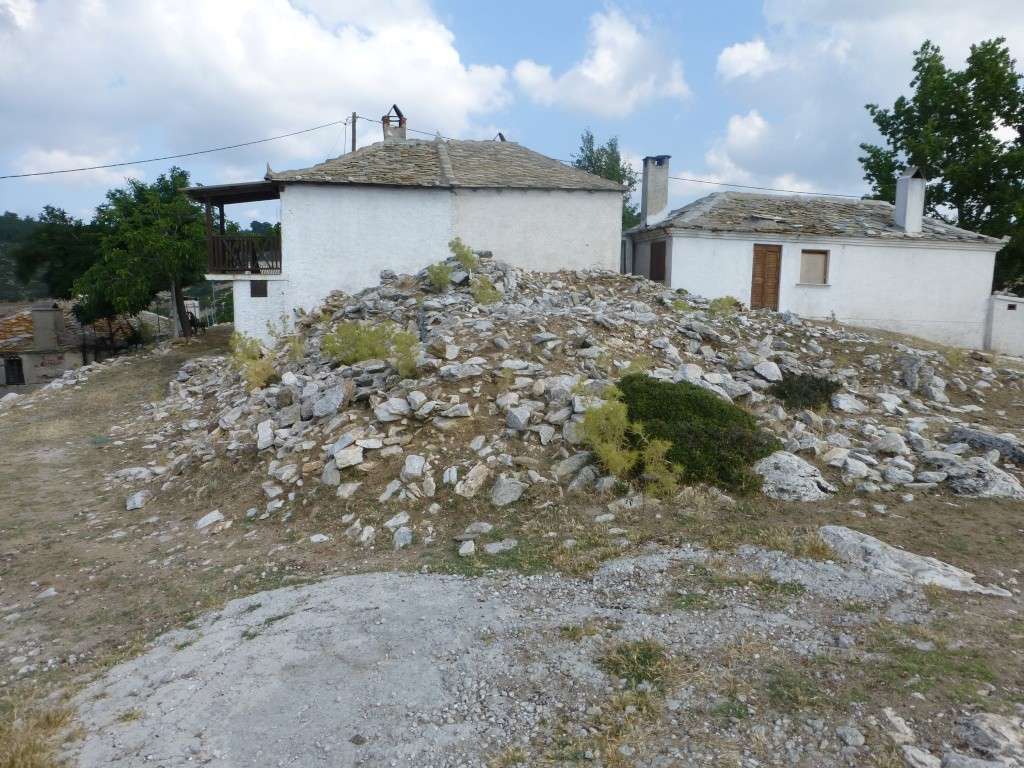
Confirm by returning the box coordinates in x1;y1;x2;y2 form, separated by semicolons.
799;249;829;285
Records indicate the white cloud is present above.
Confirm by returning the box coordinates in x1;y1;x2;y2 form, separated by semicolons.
513;8;689;118
15;148;144;187
717;39;777;80
0;0;509;193
0;0;34;30
724;110;768;150
698;2;1024;203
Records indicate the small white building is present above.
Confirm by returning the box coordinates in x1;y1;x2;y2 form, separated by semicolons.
623;157;1007;350
188;110;623;342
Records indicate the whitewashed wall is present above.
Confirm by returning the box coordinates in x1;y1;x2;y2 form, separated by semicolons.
281;184;454;318
987;295;1024;356
453;189;621;271
232;278;292;343
228;183;622;342
658;232;997;348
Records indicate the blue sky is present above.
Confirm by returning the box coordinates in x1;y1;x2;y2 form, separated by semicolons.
1;0;1021;226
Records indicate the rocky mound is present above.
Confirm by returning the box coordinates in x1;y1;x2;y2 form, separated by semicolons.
105;253;1024;551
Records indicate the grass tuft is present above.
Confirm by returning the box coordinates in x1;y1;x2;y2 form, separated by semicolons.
598;639;674;691
229;332;279;391
0;699;74;768
708;296;743;316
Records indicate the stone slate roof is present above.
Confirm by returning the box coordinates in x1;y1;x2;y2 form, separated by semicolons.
636;191;1003;246
266;139;623;192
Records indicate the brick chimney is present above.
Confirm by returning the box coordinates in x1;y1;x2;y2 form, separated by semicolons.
382;104;407;142
894;166;926;234
640;155;671;227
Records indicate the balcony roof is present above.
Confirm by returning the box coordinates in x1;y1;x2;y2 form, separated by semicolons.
184;180;279;206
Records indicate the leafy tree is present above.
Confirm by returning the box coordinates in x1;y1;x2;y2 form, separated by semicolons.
77;167;206;336
12;206;103;298
0;211;38;243
859;38;1024;289
572;129;640;229
249;220;275;235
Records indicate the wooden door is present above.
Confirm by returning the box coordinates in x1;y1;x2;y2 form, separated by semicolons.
750;244;781;310
650;240;666;283
4;357;25;385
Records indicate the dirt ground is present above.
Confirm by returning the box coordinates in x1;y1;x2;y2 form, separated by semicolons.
1;327;1022;766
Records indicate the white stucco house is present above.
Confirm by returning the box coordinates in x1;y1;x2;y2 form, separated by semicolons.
622;157;1008;350
187;111;622;342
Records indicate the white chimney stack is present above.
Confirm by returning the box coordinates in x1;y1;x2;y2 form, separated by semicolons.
894;166;926;234
382;104;407;142
640;155;671;227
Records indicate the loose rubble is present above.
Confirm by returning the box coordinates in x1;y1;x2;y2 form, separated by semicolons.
100;256;1024;562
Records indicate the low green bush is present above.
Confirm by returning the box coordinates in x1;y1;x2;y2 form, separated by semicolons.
321;321;421;376
321;322;394;364
770;373;840;410
617;373;780;492
448;237;478;272
426;262;453;292
470;275;501;305
708;296;743;316
392;330;419;378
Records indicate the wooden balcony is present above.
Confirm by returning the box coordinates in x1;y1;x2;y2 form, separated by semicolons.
207;235;282;276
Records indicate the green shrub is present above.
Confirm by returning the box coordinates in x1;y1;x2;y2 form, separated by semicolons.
708;296;743;316
321;322;393;364
470;275;502;305
449;237;478;272
770;373;840;410
321;321;420;377
392;330;419;378
582;397;639;478
426;262;453;292
672;298;693;312
617;374;780;492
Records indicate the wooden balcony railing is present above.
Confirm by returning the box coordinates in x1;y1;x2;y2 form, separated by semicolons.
207;235;282;275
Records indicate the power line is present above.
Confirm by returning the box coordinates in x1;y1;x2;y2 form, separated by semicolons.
1;112;864;199
668;175;861;198
0;118;350;180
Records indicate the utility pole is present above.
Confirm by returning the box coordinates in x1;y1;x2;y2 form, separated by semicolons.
351;111;357;153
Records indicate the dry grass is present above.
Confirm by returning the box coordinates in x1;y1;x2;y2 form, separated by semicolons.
0;697;74;768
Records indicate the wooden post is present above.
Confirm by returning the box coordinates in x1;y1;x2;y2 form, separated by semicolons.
351;111;357;152
218;203;225;235
204;203;213;270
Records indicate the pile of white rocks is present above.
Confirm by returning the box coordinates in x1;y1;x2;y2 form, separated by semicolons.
106;254;1024;543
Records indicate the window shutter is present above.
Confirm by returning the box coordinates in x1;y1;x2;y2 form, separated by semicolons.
800;250;828;284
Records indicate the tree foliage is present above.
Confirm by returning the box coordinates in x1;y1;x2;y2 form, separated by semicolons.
11;206;103;299
75;167;206;334
858;38;1024;289
572;129;640;229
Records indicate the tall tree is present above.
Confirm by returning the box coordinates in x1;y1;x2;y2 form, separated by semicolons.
859;38;1024;289
572;129;640;229
12;206;103;298
77;167;206;336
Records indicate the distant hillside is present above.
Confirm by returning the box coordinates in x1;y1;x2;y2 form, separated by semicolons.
0;244;47;302
0;212;48;302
